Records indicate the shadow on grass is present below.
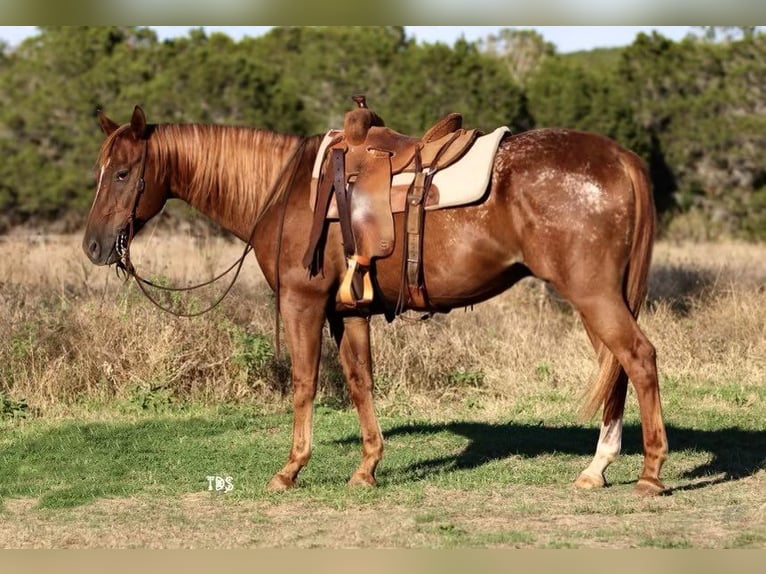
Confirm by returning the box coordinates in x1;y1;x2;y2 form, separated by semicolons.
363;422;766;491
1;414;763;508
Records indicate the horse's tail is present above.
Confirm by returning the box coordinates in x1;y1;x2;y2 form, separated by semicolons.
580;149;656;419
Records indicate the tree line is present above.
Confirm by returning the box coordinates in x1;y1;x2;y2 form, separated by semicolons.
0;26;763;239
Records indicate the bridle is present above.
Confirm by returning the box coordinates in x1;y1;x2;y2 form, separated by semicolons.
115;136;252;318
113;133;307;353
115;137;147;279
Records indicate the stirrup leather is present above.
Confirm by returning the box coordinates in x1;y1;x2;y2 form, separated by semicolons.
339;255;374;308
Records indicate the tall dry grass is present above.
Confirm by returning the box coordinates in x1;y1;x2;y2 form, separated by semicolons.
1;230;764;417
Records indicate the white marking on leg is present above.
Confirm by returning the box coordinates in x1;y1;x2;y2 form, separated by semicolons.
581;418;623;484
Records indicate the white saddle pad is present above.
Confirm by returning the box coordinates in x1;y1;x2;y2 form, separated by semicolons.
311;126;510;212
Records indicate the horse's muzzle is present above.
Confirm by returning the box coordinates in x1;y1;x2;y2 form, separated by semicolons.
82;231;121;266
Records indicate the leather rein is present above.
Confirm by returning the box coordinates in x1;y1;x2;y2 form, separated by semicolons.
115;136;307;352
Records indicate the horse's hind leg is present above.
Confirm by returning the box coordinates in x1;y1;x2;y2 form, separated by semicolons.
574;319;629;489
572;295;668;495
330;315;383;487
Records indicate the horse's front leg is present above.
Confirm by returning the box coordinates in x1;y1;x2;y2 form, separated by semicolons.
329;314;383;487
266;291;326;491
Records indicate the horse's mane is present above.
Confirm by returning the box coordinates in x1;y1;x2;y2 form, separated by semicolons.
98;123;318;228
155;124;313;226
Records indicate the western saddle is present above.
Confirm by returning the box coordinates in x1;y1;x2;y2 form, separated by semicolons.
303;95;480;312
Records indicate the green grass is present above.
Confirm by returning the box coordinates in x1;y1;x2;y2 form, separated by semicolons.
0;408;290;508
0;375;764;547
1;395;763;509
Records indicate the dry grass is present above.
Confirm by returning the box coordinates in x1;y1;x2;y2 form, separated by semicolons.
1;234;764;550
0;232;277;412
0;232;764;416
2;480;764;548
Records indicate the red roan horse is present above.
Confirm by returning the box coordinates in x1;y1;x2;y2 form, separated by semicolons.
83;106;668;495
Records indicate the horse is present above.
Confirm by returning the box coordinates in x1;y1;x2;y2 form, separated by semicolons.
82;105;668;496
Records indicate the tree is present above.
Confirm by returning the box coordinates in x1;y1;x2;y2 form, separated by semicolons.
0;26;763;239
251;26;409;133
616;32;766;237
0;26;154;224
479;28;555;86
695;26;761;42
382;38;528;134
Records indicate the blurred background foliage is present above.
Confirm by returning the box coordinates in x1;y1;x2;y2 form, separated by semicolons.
1;26;763;239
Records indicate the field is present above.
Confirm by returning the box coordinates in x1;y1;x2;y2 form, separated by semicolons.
0;231;764;548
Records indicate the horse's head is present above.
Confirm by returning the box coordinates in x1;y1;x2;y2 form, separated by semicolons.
82;106;167;266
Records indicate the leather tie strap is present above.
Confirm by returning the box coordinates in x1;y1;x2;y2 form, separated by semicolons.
332;148;356;259
401;147;431;311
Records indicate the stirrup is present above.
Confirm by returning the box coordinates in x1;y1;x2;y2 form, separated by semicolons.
339;256;373;308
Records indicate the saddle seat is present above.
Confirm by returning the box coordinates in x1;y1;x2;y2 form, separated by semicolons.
344;111;476;183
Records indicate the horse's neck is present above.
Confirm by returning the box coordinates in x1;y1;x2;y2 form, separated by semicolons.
159;124;302;240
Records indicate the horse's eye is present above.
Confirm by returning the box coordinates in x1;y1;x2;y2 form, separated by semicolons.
115;169;129;182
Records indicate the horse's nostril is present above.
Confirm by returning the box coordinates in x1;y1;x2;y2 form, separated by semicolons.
88;239;101;260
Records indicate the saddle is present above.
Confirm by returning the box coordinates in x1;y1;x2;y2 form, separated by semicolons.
303;95;481;311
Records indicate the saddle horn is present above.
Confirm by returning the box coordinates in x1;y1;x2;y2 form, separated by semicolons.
352;94;368;108
344;94;385;146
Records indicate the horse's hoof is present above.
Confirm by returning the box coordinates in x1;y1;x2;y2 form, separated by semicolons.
574;471;605;490
634;477;667;497
266;474;295;492
347;472;377;488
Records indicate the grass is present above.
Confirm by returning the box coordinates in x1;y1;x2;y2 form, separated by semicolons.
0;232;764;547
0;397;764;547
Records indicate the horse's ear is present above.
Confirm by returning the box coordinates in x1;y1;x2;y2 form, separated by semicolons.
130;105;148;139
97;109;119;136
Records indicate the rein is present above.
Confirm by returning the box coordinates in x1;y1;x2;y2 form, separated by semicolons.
117;136;307;355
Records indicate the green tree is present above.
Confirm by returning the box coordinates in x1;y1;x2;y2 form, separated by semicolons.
695;26;761;42
250;26;409;133
479;28;555;86
382;38;528;134
617;32;766;237
0;26;151;225
0;26;763;239
134;29;306;131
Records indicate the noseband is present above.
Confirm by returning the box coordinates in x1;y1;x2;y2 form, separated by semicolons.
115;138;148;276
